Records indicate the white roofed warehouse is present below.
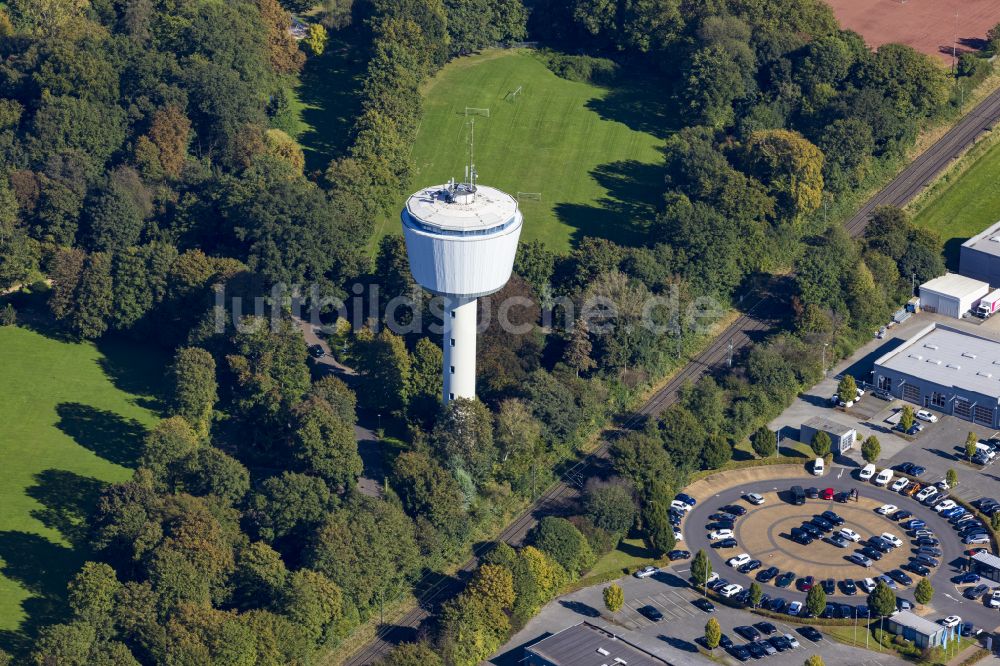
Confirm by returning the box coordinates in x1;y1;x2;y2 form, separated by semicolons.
960;219;1000;286
918;274;989;319
873;323;1000;428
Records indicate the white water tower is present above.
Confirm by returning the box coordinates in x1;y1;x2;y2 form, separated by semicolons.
402;178;523;403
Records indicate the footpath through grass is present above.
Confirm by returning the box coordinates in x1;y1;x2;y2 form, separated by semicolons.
376;49;673;252
0;325;162;652
911;136;1000;269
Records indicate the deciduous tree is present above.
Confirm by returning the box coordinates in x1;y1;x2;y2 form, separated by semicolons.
914;577;933;606
751;427;777;458
705;617;721;649
810;431;831;458
603;583;624;612
861;436;880;464
805;585;826;617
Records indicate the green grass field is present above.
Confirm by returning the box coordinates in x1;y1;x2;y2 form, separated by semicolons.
912;138;1000;269
377;49;673;252
0;325;162;651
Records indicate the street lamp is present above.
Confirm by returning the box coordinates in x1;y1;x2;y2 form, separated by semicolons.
823;343;829;377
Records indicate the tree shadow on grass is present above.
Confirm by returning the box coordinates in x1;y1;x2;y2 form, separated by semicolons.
0;531;80;655
95;335;168;414
555;158;666;246
586;72;681;141
26;470;106;549
55;403;146;467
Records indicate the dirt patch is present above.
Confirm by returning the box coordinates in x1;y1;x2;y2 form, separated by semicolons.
825;0;997;64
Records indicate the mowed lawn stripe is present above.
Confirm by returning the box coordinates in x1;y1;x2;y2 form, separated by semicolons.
380;49;666;251
0;326;161;636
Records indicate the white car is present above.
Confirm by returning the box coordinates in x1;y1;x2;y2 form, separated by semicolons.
705;572;720;585
940;616;962;629
936;480;951;491
859;464;876;481
674;529;683;542
634;566;659;579
934;500;958;513
881;532;903;548
875;469;893;486
915;409;938;423
891;477;909;492
860;578;877;593
839;528;862;542
784;633;800;648
989;590;1000;608
720;583;744;598
670;500;692;512
744;493;765;505
876;504;898;515
915;486;938;502
710;529;734;540
787;601;802;616
727;553;752;568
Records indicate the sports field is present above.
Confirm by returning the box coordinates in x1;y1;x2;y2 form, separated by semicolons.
0;325;162;650
912;139;1000;268
381;49;672;251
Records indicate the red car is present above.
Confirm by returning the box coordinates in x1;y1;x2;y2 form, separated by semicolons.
821;488;835;500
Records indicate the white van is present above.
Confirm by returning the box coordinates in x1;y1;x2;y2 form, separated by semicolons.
859;463;876;481
813;457;825;476
874;468;893;486
975;443;997;459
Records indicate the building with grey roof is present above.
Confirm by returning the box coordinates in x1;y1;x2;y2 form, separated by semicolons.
918;274;989;319
961;219;1000;286
873;323;1000;428
524;622;672;666
971;551;1000;583
800;416;856;454
884;610;947;649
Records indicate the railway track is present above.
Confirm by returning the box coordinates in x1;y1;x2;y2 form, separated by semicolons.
341;86;1000;666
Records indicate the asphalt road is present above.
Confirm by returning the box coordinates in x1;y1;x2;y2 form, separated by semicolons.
340;88;1000;665
685;470;1000;632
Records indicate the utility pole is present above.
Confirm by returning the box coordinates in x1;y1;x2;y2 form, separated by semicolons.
822;343;829;377
727;337;734;368
911;272;916;296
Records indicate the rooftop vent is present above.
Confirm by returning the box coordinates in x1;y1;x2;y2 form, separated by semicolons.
946;363;961;370
927;359;942;365
990;236;1000;242
597;648;610;656
924;343;939;350
909;354;923;361
978;371;993;378
614;659;628;665
963;352;977;359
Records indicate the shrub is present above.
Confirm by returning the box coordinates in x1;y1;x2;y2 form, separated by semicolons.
541;52;619;85
0;303;15;326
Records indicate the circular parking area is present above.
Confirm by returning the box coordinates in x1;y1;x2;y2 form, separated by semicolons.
683;469;970;606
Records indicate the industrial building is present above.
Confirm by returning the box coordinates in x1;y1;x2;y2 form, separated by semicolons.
970;551;1000;583
918;274;989;319
402;177;523;403
884;610;947;649
873;323;1000;428
524;622;671;666
800;416;856;454
960;219;1000;286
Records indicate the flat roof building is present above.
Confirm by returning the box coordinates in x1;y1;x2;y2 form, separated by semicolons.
960;219;1000;286
873;323;1000;428
800;416;856;454
971;551;1000;583
884;610;947;649
918;274;989;319
524;622;672;666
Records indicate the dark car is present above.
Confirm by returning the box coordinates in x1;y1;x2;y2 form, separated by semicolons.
974;497;998;511
888;569;913;586
798;576;814;591
733;590;750;606
867;537;892;553
790;529;814;546
676;493;697;506
799;626;823;642
735;625;761;641
910;465;926;476
719;634;734;649
822;578;835;595
953;572;980;584
746;642;766;659
840;579;857;595
820;603;836;619
754;621;778;636
721;504;747;516
913;555;939;568
707;520;736;531
776;571;795;588
710;512;738;522
759;641;777;656
811;518;834;532
800;523;822;538
768;597;787;613
822;510;845;526
896;462;914;474
834;491;850;503
738;560;763;574
903;519;926;530
806;487;819;498
769;636;790;652
855;604;871;618
693;598;716;613
729;645;750;662
668;550;691;561
917;546;943;558
915;537;940;547
960;622;981;637
638;605;663;621
859;547;883;561
891;510;912;521
308;344;325;358
712;538;738;549
756;566;779;583
904;562;930;577
758;594;772;609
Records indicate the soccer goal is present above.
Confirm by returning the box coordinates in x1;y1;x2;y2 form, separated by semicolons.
505;85;523;102
516;192;541;201
464;107;490;117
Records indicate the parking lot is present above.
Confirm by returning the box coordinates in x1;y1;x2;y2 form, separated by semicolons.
490;560;904;665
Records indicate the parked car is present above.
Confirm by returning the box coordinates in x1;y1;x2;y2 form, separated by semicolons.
859;578;877;593
822;578;836;595
812;517;834;532
848;553;873;568
806;487;820;499
756;567;779;583
721;504;747;516
798;576;815;591
964;584;988;600
877;503;898;515
891;509;912;521
754;621;778;636
840;579;857;595
953;572;980;585
860;546;883;561
735;626;761;642
822;510;844;526
776;571;796;588
827;534;850;548
915;487;938;502
634;565;659;579
675;493;697;506
744;493;765;505
799;627;823;642
859;464;876;481
787;601;802;616
905;562;931;577
720;583;744;598
916;546;943;558
902;519;926;530
308;344;325;358
891;477;909;492
990;590;1000;608
915;409;938;423
728;553;752;568
712;538;738;549
881;532;903;548
638;605;663;621
671;499;693;512
875;468;894;486
710;529;735;540
668;550;691;561
738;560;762;574
940;616;962;629
839;528;861;542
934;499;958;513
888;569;913;586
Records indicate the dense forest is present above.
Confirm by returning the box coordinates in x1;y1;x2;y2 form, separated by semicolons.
0;0;994;663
